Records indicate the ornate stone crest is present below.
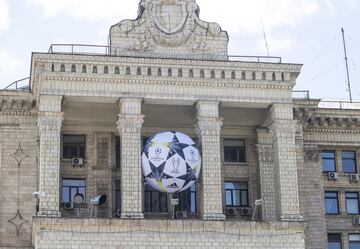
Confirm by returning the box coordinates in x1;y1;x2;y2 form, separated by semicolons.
109;0;228;60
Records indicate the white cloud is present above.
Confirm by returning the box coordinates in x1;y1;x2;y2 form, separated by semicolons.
0;49;22;77
0;0;11;32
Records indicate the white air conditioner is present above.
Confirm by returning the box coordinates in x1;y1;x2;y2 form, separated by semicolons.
225;207;237;216
328;172;339;180
350;174;360;182
175;211;187;219
240;207;253;216
72;158;83;167
352;218;360;225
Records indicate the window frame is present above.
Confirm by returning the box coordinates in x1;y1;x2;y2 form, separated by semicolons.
225;181;249;207
62;134;86;159
342;151;358;173
349;234;360;249
346;192;360;215
61;178;86;205
328;233;342;249
223;139;247;164
321;150;337;172
325;191;340;215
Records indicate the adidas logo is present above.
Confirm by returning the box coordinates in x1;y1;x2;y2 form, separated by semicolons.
168;182;178;188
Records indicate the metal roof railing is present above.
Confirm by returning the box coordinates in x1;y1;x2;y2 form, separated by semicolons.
3;77;31;91
318;100;360;110
292;90;310;99
47;44;283;63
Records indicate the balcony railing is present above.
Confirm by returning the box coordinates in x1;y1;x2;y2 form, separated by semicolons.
3;77;31;91
47;44;282;63
292;90;310;99
318;100;360;110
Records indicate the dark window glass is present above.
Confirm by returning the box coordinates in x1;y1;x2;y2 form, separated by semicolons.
224;140;246;163
346;192;359;214
343;151;357;173
63;135;86;159
144;182;168;213
322;151;336;172
349;234;360;249
175;184;196;213
115;180;121;216
62;179;86;205
328;234;342;249
325;191;339;214
225;182;248;207
115;136;120;168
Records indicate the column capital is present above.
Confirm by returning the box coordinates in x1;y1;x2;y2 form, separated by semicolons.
37;112;64;132
117;114;145;134
195;117;223;137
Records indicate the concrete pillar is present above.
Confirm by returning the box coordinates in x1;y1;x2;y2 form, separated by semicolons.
268;104;303;221
117;98;144;219
195;101;225;220
256;128;277;221
37;95;63;217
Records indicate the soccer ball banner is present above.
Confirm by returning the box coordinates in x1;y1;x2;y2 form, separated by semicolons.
141;131;202;193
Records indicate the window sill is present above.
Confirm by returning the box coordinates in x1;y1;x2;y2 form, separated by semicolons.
224;162;248;167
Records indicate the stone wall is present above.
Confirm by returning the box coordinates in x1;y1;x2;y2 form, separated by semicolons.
32;218;305;249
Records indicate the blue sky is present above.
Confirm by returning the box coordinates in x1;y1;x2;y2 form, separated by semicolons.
0;0;359;100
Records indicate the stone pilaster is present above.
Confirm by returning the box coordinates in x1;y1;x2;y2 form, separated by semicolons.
195;101;225;220
256;128;276;221
268;104;303;221
117;98;144;219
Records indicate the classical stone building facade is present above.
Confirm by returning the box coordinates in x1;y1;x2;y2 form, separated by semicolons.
1;1;359;249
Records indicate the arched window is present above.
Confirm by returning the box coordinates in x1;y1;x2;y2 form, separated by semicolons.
189;69;194;78
60;64;65;72
71;64;76;73
92;66;98;74
178;69;183;77
82;65;87;73
211;70;215;79
221;71;225;79
137;67;142;76
262;72;266;80
272;72;276;81
104;66;109;74
231;71;236;79
115;67;120;75
241;72;246;80
125;67;131;75
168;68;172;77
157;68;162;76
51;64;55;72
200;70;205;78
281;72;285;81
252;72;256;80
147;67;152;76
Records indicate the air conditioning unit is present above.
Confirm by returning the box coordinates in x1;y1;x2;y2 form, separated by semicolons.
328;172;339;180
350;174;360;182
352;218;360;225
225;207;237;216
175;211;187;219
72;158;83;167
240;207;253;216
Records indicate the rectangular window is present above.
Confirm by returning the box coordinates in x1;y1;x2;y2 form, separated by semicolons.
343;151;357;173
328;234;342;249
346;192;359;215
144;182;168;213
322;151;336;172
225;182;248;207
325;191;339;214
176;184;197;214
61;179;86;205
349;234;360;249
115;136;121;168
224;140;246;163
63;135;86;159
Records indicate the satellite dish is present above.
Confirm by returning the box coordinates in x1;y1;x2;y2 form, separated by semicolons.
90;194;106;206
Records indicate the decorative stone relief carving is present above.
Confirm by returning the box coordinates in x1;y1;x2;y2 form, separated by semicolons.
195;117;223;138
256;144;273;162
0;99;36;116
304;147;320;162
109;0;228;60
117;114;145;134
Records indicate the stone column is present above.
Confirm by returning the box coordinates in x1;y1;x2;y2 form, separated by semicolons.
268;104;303;221
117;98;144;219
37;95;63;217
195;101;225;220
256;128;276;221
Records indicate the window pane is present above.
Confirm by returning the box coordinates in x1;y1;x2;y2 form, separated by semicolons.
346;193;359;214
224;140;245;147
63;179;85;187
328;234;342;249
350;234;360;241
226;190;232;206
328;242;342;249
62;187;69;203
225;182;236;189
322;151;336;159
144;192;151;212
241;191;248;206
325;192;339;214
63;135;85;144
343;152;357;173
323;159;336;172
224;147;238;162
151;192;160;212
190;192;196;213
233;190;241;206
159;193;167;212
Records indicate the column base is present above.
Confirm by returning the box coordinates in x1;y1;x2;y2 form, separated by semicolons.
280;214;304;222
121;212;144;219
202;213;226;221
37;210;62;218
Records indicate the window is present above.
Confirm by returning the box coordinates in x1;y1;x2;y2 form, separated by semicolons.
63;135;86;159
115;67;120;74
225;182;248;207
175;184;197;214
349;234;360;249
92;66;97;73
231;71;236;79
221;71;225;79
71;64;76;72
224;140;246;163
144;182;168;213
62;179;86;205
82;65;87;73
342;151;357;173
322;151;336;172
115;180;121;216
346;192;359;214
328;234;342;249
115;136;121;168
211;70;215;79
200;70;204;78
325;191;339;214
104;66;109;74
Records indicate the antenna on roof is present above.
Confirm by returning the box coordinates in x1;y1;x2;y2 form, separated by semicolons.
260;16;270;56
341;28;353;102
